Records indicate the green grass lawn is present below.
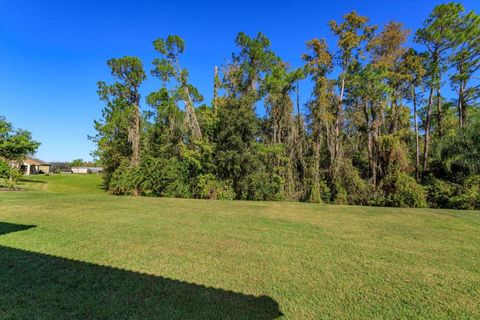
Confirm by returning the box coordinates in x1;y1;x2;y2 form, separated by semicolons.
1;174;479;319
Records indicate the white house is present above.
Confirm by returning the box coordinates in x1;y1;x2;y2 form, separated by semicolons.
71;167;103;174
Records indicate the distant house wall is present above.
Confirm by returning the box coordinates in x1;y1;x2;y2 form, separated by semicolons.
38;165;50;174
71;167;89;174
71;167;103;174
87;167;103;174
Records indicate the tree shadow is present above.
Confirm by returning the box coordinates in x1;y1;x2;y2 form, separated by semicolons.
0;222;36;235
18;178;48;184
0;222;282;319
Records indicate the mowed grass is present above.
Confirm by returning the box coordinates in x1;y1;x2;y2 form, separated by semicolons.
1;175;480;319
17;174;105;194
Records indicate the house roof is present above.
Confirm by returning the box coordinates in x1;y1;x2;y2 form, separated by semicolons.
23;157;51;166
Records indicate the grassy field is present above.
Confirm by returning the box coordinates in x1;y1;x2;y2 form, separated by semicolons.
1;174;479;319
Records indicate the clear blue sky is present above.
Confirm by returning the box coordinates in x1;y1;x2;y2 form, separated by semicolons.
1;0;479;162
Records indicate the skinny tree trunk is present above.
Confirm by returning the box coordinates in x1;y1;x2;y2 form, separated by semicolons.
295;84;306;189
213;66;219;115
272;115;278;145
436;85;443;137
173;58;202;140
296;84;301;137
390;97;398;133
130;105;141;168
130;89;141;168
329;75;345;195
312;133;322;202
422;86;435;174
336;75;345;159
457;60;466;128
364;101;376;189
412;87;420;182
372;116;379;189
184;86;202;140
129;97;141;197
458;80;466;128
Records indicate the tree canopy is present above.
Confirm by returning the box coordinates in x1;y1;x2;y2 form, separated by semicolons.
0;116;40;188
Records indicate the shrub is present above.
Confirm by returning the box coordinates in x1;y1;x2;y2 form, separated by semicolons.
380;172;427;208
333;188;349;205
108;162;141;195
333;160;371;205
450;175;480;210
109;157;191;198
425;177;459;208
195;174;235;200
378;133;411;173
140;157;190;198
0;160;22;190
239;172;284;201
0;160;10;178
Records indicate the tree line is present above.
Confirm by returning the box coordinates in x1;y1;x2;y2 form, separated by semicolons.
92;3;480;209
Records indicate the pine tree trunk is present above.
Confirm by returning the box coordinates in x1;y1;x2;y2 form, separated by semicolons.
390;97;398;133
364;101;376;189
371;108;379;190
422;86;435;174
412;87;420;182
312;133;322;202
130;98;141;197
295;85;306;194
130;104;141;168
436;85;443;137
336;76;345;159
328;75;345;197
458;80;465;128
213;66;219;115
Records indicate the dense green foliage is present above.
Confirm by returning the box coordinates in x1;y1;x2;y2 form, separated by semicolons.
0;116;40;189
379;172;427;208
1;174;480;318
93;3;480;209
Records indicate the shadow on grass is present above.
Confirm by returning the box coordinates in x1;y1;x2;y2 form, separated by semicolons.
0;222;282;319
18;178;48;184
